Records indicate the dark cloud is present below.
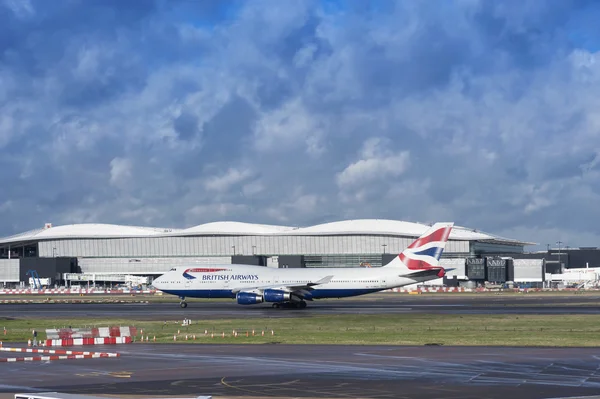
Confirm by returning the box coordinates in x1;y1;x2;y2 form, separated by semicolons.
1;0;600;247
173;111;200;141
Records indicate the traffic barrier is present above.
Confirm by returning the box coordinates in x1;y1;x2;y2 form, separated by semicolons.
42;336;132;347
46;326;137;339
0;354;104;362
0;347;119;356
386;287;472;293
0;289;157;295
0;345;120;362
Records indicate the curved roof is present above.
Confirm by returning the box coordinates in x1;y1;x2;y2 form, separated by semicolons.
281;219;514;242
0;223;180;244
180;221;296;235
0;219;531;245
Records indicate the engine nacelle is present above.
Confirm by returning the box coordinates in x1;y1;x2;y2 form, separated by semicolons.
263;289;291;303
236;292;264;305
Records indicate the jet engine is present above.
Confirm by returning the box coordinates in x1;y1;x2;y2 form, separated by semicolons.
263;289;291;303
236;292;264;305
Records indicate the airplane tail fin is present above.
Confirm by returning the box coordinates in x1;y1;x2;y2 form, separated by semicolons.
383;222;454;276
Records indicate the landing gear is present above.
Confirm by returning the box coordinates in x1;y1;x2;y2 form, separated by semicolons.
271;301;307;309
179;296;187;308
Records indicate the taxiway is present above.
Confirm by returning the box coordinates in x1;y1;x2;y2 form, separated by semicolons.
2;294;600;320
2;344;600;398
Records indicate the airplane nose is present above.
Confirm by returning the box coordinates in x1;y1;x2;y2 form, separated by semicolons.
153;276;164;290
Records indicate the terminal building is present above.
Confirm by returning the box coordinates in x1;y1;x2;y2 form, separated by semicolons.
0;219;544;288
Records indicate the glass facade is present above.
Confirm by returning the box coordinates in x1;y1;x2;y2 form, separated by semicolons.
305;254;384;268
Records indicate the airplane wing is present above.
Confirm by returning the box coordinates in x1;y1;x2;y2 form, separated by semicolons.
231;275;334;299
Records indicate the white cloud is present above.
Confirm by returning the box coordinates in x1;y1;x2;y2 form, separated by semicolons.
109;158;133;188
204;168;253;192
2;0;34;18
242;181;265;197
253;98;326;156
265;193;322;223
2;0;600;248
337;138;410;188
0;200;13;213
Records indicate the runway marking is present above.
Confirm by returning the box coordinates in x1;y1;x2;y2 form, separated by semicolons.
109;371;132;378
220;376;272;395
75;370;133;378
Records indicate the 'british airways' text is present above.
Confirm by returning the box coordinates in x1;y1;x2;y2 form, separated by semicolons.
202;274;259;281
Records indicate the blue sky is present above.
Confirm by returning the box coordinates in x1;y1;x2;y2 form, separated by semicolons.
1;0;600;249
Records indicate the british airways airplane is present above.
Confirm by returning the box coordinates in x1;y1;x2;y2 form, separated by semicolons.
152;222;454;309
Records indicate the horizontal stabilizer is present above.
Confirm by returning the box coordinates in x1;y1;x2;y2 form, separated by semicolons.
403;268;446;279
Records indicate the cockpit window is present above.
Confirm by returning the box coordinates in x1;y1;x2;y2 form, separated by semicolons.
169;268;176;271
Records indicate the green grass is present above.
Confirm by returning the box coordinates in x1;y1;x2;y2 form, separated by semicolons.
2;314;600;347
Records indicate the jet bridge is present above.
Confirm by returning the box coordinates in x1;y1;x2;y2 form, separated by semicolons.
63;273;150;285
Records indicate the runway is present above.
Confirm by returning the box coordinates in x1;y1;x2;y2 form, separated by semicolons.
2;294;600;320
2;344;600;398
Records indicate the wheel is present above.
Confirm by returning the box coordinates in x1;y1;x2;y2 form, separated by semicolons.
180;302;188;308
299;301;307;309
272;303;280;309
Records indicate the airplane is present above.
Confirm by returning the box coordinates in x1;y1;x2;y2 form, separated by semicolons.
152;222;454;309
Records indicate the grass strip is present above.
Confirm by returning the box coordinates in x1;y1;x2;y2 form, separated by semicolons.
2;314;600;347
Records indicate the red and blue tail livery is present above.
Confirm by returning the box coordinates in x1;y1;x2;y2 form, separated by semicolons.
153;222;455;309
399;223;453;270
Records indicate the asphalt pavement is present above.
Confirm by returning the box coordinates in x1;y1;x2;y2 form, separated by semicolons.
2;294;600;320
2;344;600;398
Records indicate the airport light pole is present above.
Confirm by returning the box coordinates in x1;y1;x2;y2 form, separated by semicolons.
382;244;387;254
557;241;562;270
232;245;236;255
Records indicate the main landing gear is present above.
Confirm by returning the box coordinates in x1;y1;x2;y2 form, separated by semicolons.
272;301;307;309
179;296;188;308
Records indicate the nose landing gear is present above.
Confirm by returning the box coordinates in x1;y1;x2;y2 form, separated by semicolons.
179;296;187;308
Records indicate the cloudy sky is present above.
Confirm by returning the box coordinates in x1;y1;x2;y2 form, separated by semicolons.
1;0;600;249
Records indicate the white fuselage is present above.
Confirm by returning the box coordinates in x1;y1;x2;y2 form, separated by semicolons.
153;263;428;300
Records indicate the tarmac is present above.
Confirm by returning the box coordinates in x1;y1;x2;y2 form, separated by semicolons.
2;344;600;398
2;294;600;398
2;293;600;319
